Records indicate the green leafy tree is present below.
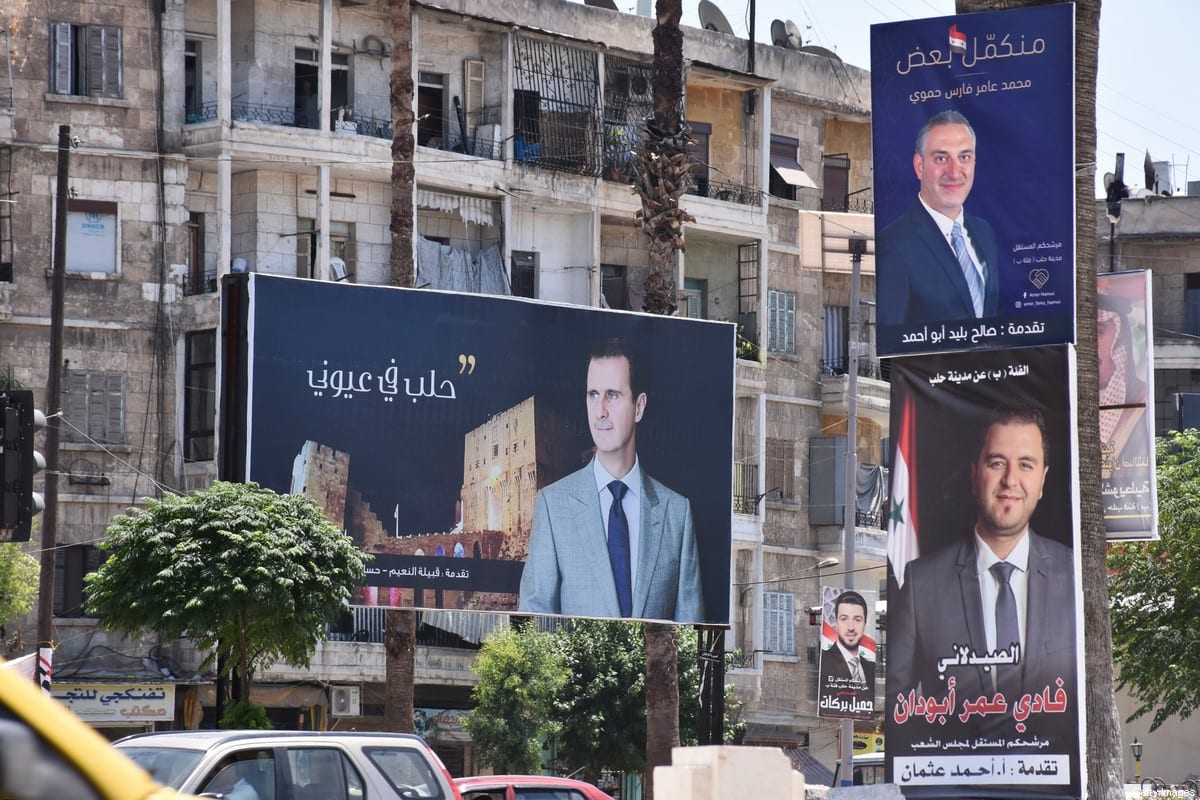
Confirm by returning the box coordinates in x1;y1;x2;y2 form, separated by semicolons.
464;624;569;773
84;481;367;717
555;620;646;777
0;544;39;634
1110;429;1200;731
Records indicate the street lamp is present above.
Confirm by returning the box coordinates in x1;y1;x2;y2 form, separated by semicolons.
1131;738;1143;783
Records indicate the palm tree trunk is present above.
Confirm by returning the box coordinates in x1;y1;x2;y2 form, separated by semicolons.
389;0;415;287
637;3;690;796
954;2;1119;797
384;608;417;732
384;0;418;735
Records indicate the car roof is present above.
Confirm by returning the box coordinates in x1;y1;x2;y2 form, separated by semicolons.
115;730;428;749
456;775;613;796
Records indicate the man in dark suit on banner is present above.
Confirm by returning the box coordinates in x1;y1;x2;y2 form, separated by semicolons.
878;110;1000;328
518;338;703;622
889;405;1076;734
818;590;876;717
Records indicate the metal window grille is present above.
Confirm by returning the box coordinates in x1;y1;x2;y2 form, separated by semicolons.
512;34;602;176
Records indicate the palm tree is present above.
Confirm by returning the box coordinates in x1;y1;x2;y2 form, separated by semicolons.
954;2;1120;796
384;0;418;733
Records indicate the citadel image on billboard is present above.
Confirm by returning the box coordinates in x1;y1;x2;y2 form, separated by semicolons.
221;274;735;626
885;346;1083;798
871;4;1076;356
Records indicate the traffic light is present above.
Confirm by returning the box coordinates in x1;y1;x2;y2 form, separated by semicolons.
1;390;46;542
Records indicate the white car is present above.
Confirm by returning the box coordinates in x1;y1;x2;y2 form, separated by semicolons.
115;730;462;800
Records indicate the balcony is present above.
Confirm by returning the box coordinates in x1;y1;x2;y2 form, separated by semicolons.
186;102;395;142
819;357;891;431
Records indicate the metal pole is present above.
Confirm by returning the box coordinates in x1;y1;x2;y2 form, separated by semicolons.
839;236;867;784
36;126;69;649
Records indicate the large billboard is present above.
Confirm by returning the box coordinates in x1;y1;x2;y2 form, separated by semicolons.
1098;270;1158;540
221;274;734;626
885;346;1083;797
872;4;1076;356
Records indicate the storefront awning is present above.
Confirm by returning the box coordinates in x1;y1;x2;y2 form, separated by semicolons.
770;152;818;189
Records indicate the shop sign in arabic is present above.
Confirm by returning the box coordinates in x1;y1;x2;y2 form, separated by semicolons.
53;683;176;722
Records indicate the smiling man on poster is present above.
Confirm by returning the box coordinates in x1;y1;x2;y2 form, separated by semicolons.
518;338;703;622
891;406;1075;701
877;110;1000;329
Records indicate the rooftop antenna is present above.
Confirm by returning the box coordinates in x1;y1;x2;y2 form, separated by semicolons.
770;19;791;48
698;0;735;35
785;19;804;49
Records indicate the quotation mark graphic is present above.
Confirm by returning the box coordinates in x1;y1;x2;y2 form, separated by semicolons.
458;354;477;374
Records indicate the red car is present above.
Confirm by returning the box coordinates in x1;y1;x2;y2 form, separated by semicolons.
456;774;617;800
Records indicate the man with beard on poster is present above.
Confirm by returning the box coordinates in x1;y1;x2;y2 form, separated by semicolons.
889;405;1076;752
818;590;875;717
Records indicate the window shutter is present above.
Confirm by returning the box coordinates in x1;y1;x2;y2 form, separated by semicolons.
104;372;125;443
51;22;73;94
100;26;123;98
463;59;484;119
64;371;89;441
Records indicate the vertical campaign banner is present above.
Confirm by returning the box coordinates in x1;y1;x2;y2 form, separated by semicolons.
222;274;734;626
1098;271;1158;541
885;346;1083;798
872;4;1075;356
817;585;878;721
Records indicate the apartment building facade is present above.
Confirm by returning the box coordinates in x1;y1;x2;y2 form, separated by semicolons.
0;0;889;779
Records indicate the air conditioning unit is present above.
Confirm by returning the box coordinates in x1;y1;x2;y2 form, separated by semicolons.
330;685;361;716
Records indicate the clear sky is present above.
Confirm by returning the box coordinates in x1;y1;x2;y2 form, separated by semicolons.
638;0;1200;199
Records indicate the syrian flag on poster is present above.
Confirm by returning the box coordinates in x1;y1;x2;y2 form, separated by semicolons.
948;23;968;55
888;395;919;588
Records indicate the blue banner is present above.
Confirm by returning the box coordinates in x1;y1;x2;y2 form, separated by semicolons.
872;4;1075;356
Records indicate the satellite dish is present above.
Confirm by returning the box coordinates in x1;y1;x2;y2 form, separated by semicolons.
584;0;618;9
770;19;790;48
698;0;735;35
1144;150;1155;192
785;19;804;49
798;45;842;62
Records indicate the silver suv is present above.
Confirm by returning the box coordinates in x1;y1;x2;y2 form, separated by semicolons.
114;730;461;800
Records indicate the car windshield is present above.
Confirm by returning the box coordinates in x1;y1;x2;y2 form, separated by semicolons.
364;746;444;798
118;746;205;788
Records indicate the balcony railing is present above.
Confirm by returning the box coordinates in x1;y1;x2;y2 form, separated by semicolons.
185;102;394;141
0;88;11;110
733;462;760;515
821;356;891;381
183;268;217;297
689;178;763;207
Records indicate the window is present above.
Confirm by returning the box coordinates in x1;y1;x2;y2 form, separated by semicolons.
1187;274;1200;336
822;153;851;212
765;438;795;501
65;200;118;274
63;371;125;445
297;219;355;280
185;330;216;462
686;121;712;197
822;305;848;374
418;72;447;147
510;251;536;298
684;278;708;319
51;23;122;98
768;135;816;201
201;751;276;800
763;591;795;655
54;544;102;617
294;48;350;130
184;39;201;120
767;289;797;354
185;212;214;295
285;747;362;800
601;264;628;310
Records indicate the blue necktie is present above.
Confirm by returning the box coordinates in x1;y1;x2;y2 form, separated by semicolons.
607;480;632;618
952;221;985;317
991;561;1021;691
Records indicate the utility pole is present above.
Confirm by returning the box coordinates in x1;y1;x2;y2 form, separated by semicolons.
36;125;69;651
839;235;867;784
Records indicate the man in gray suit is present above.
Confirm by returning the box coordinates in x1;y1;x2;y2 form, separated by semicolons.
888;406;1076;742
518;338;703;622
